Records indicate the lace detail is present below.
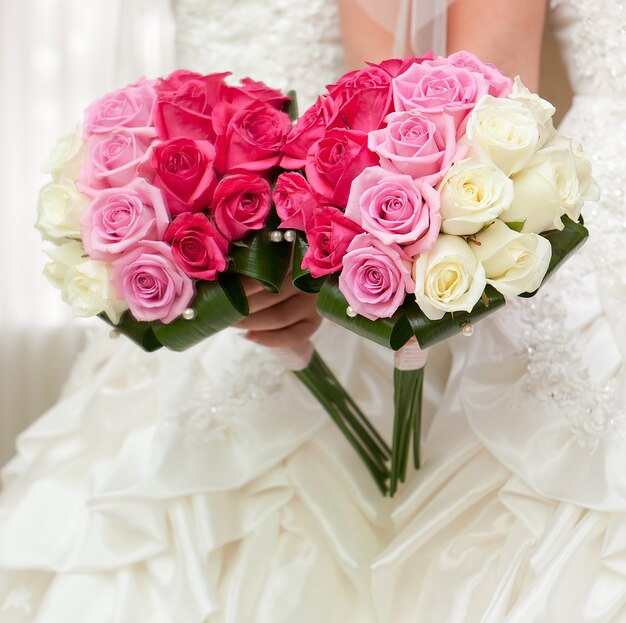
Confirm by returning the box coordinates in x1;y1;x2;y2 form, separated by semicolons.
173;0;345;111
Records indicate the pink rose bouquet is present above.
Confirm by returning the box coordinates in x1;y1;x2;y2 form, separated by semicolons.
276;51;596;494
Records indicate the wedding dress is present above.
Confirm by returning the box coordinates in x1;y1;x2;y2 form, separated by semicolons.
371;1;626;621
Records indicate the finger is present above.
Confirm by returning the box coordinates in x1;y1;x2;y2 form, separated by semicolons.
245;318;321;349
235;294;315;331
245;285;302;315
240;277;266;297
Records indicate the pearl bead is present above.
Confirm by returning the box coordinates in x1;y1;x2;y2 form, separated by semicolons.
460;322;474;337
182;308;196;320
346;306;358;318
283;229;297;243
109;329;121;339
269;230;284;243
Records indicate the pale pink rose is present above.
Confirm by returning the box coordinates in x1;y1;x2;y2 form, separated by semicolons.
345;167;441;255
84;78;157;135
428;51;512;98
80;179;169;261
111;240;194;324
273;172;319;230
77;129;154;195
368;111;466;185
392;63;489;134
338;233;414;320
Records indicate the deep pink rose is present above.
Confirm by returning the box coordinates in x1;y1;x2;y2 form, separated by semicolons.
111;240;194;324
326;65;393;132
164;212;229;281
367;53;435;78
80;179;169;261
78;128;154;195
84;79;156;136
154;70;230;141
281;96;336;169
301;206;362;278
212;174;272;240
146;138;217;215
428;51;512;98
338;233;414;320
213;99;292;174
368;110;467;185
392;62;490;134
305;128;378;207
239;78;290;108
345;167;441;255
273;172;319;230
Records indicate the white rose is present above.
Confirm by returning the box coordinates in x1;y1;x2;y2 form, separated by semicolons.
414;235;487;320
36;180;89;241
466;95;540;176
472;219;551;297
509;76;556;148
43;125;85;181
440;157;514;235
501;133;596;233
44;241;127;322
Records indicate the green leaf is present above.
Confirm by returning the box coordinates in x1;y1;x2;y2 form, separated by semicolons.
292;233;326;293
505;220;525;233
520;215;589;298
404;285;506;349
317;276;413;351
286;90;299;122
229;214;292;293
98;311;162;352
152;276;248;351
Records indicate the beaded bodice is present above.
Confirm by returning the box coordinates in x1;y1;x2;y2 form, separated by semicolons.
173;0;345;110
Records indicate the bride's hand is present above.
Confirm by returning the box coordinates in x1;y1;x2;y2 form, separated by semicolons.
233;277;322;348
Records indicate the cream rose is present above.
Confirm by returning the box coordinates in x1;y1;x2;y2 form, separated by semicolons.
501;133;597;233
466;95;540;176
44;241;127;322
509;77;556;148
414;234;487;320
472;219;551;296
43;125;85;181
36;180;89;241
440;157;514;235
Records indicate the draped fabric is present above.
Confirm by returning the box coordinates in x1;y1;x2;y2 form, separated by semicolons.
0;0;175;466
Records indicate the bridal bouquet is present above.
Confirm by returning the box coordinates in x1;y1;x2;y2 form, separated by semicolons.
37;70;391;491
277;51;597;494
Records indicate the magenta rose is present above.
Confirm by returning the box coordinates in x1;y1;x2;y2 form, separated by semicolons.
428;51;512;98
368;53;434;79
111;240;194;324
301;206;362;278
281;96;336;170
305;128;378;207
211;174;272;241
368;110;467;185
273;172;319;230
80;179;169;261
345;167;441;255
392;62;490;134
84;78;156;136
213;99;292;174
338;233;414;320
145;138;217;215
154;70;230;141
326;65;393;132
239;77;290;108
78;129;154;195
164;212;229;281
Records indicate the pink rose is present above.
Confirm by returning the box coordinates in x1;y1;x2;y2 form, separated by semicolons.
326;65;393;132
345;167;441;255
273;172;319;230
239;77;291;108
84;79;156;135
305;128;378;207
145;138;217;216
338;233;414;320
154;70;230;141
368;110;467;185
392;62;490;133
213;99;292;174
164;212;229;281
428;51;512;98
77;129;154;195
112;240;194;324
212;174;272;241
301;206;362;278
281;96;336;169
80;179;169;261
